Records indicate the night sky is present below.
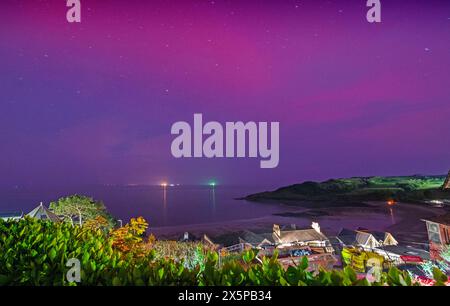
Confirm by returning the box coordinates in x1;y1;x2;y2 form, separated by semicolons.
1;0;449;188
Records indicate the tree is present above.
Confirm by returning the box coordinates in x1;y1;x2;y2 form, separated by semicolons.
110;217;150;257
83;215;110;232
49;195;116;227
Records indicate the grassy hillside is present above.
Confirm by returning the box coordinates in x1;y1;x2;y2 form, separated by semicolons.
245;175;450;204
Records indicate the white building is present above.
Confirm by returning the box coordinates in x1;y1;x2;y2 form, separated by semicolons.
27;202;60;222
0;211;23;221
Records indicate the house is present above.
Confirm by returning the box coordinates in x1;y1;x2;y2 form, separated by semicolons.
359;229;398;246
234;223;336;270
373;245;430;266
272;223;334;253
0;211;23;221
336;228;397;250
422;213;450;260
27;202;60;222
236;223;334;253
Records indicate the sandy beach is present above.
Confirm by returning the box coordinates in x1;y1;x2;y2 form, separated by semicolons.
151;201;448;245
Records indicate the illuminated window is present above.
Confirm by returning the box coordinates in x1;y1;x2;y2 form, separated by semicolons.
427;222;441;244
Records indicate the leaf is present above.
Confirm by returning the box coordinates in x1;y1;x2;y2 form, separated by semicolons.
49;248;57;261
300;256;308;270
432;267;448;285
158;268;165;280
112;277;122;286
0;275;9;285
344;266;357;283
279;276;289;286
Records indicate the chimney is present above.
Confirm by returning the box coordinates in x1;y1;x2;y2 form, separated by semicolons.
312;222;321;233
273;224;281;238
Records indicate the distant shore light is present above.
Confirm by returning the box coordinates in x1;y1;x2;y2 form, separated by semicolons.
387;199;396;206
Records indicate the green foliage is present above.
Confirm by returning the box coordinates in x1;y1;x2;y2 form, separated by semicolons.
150;241;209;270
0;217;126;285
0;219;447;286
246;175;449;203
49;195;116;227
419;247;449;279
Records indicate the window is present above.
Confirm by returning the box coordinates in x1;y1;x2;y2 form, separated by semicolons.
443;226;450;244
427;222;441;244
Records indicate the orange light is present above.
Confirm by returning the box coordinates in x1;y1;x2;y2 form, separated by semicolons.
387;200;395;206
160;182;168;187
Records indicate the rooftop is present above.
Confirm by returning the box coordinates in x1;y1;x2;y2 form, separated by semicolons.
423;213;450;225
27;203;60;222
0;211;23;218
377;245;430;260
276;228;328;244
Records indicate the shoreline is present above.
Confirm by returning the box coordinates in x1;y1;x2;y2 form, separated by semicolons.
151;200;448;244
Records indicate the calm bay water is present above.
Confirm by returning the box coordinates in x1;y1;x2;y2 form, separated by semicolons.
0;185;284;227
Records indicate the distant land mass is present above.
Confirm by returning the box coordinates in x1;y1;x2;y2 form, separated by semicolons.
244;174;450;205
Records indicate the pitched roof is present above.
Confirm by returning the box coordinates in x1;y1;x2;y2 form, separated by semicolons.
27;203;60;222
377;245;430;260
423;213;450;226
355;231;374;246
239;230;274;246
275;228;329;244
337;228;358;246
367;231;386;242
337;228;390;247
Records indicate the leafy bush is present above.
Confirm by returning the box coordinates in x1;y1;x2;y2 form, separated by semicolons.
0;218;446;286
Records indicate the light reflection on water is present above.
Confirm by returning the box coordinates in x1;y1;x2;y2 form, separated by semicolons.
389;207;396;224
0;185;284;227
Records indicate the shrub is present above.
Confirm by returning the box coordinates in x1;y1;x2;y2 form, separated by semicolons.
0;218;446;286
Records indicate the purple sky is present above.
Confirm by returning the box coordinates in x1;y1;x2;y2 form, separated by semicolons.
0;0;449;188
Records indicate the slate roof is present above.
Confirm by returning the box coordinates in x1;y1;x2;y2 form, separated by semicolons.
337;228;358;246
377;245;430;260
337;228;391;247
275;228;329;244
423;213;450;226
239;230;274;246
